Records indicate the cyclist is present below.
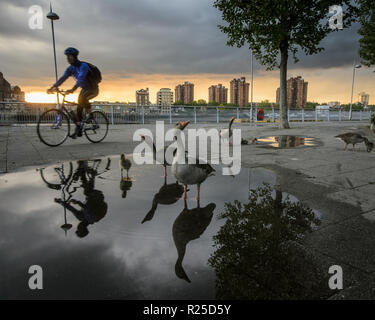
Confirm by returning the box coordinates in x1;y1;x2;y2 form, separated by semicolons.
47;47;99;138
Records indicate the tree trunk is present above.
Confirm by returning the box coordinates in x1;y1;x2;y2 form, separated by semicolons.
279;46;290;129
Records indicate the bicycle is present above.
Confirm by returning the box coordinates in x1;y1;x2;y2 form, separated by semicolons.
37;88;109;147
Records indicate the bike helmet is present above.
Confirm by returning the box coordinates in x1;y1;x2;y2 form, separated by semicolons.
64;47;79;57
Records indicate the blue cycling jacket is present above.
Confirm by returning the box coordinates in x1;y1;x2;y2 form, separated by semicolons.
54;60;91;90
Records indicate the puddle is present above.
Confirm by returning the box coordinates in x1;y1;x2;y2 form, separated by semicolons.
0;155;324;299
257;135;320;149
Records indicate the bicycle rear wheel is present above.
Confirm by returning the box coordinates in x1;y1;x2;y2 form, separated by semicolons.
39;162;73;189
37;109;70;147
84;111;109;143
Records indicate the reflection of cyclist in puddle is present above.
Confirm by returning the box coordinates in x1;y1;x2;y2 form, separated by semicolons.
55;160;108;238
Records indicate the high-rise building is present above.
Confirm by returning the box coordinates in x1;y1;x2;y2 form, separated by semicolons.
276;76;308;108
175;81;194;104
136;88;150;107
157;88;173;107
0;72;11;101
230;77;249;107
208;84;228;104
358;92;370;107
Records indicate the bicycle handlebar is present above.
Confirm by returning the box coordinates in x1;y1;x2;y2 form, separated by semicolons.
47;87;70;96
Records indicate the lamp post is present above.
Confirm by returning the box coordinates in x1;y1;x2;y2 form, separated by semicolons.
46;3;60;104
250;50;254;123
349;61;361;120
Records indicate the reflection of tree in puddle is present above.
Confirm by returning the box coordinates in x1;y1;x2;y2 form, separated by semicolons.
275;135;305;148
209;184;328;299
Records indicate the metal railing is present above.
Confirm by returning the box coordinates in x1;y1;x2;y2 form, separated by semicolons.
0;101;372;125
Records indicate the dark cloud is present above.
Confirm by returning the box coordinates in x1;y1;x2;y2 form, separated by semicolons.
0;0;362;82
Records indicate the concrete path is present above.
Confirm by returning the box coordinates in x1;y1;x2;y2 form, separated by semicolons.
1;120;375;299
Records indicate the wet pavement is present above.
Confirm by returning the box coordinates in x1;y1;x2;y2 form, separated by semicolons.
2;122;375;299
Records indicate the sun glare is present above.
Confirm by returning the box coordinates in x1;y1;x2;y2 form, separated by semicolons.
25;92;78;103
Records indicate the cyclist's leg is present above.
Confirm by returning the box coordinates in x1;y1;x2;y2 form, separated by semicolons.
77;89;86;126
85;86;99;119
73;87;98;138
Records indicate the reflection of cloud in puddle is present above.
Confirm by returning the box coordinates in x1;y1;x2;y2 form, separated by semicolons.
0;156;323;298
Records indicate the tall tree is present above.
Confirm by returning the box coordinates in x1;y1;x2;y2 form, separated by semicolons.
358;0;375;67
214;0;357;128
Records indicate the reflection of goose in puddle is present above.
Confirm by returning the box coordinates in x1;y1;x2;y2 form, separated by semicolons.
119;154;133;199
173;199;216;283
142;175;184;223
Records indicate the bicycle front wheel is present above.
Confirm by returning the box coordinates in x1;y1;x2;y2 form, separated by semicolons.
84;111;109;143
37;109;70;147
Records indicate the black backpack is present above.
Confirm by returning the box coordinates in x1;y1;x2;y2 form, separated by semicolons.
82;61;102;85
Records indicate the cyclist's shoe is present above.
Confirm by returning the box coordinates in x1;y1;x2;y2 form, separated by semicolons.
71;126;82;139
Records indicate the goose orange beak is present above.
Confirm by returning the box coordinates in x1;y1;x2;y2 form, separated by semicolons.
180;121;190;130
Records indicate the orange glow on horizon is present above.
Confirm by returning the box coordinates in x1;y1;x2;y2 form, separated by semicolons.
21;68;375;104
25;92;78;103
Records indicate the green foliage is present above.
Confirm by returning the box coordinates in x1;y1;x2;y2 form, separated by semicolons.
197;99;207;105
213;0;357;70
305;101;320;109
257;100;272;109
208;184;326;300
358;0;375;67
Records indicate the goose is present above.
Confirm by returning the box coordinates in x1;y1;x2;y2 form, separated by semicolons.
219;116;235;144
335;133;367;151
172;200;216;282
142;178;184;224
241;138;248;145
119;154;132;179
364;137;374;153
250;138;258;144
141;121;189;177
172;125;215;201
371;116;375;137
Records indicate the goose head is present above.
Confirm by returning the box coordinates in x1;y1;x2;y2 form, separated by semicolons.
175;261;191;283
229;116;235;126
175;121;190;131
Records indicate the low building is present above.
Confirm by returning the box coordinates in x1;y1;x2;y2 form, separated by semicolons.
328;101;340;108
358;92;370;107
136;88;150;107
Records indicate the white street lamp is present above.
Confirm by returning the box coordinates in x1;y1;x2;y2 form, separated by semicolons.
46;3;60;104
349;61;361;120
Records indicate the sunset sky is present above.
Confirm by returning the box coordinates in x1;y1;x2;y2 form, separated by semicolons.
1;0;374;104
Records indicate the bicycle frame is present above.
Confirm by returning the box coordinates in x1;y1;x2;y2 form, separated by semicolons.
39;87;109;146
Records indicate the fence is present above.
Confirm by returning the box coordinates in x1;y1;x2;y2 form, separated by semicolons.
0;102;372;125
